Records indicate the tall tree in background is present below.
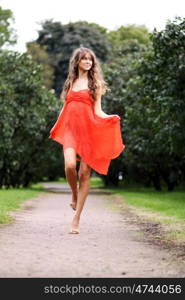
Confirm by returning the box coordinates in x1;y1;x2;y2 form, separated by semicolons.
103;18;185;190
101;19;185;190
0;50;62;188
102;39;148;186
136;17;185;190
26;42;54;89
0;6;16;48
35;20;112;96
107;24;151;48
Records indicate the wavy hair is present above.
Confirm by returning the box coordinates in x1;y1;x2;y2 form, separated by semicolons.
60;47;109;102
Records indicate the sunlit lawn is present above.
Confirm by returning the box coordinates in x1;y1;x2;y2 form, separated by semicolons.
110;187;185;220
0;184;44;224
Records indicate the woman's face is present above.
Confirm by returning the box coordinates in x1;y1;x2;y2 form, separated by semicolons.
78;53;93;72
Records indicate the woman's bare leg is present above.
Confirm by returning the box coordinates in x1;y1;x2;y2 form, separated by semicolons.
63;147;78;209
70;159;91;233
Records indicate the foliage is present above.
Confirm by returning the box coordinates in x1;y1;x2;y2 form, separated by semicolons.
103;18;185;190
102;40;148;186
107;24;151;47
0;50;63;188
0;6;16;48
36;20;112;96
26;42;54;89
134;17;185;190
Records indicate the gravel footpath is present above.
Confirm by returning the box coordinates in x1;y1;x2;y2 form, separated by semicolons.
0;182;184;278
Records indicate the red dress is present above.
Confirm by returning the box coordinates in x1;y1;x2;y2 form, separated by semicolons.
49;89;125;174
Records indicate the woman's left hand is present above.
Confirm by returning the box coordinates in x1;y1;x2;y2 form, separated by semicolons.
105;114;120;119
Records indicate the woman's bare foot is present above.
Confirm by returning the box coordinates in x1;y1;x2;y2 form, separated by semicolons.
69;215;80;234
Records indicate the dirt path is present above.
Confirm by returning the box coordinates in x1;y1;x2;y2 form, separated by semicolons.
0;182;184;278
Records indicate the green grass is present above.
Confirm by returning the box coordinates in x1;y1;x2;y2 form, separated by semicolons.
90;177;104;188
0;183;45;224
57;178;68;184
109;186;185;246
110;187;185;220
58;176;105;188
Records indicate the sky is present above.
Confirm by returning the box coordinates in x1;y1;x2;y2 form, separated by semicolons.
1;0;185;53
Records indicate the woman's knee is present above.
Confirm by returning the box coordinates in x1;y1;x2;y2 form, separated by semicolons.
78;167;91;181
65;161;76;171
63;147;76;171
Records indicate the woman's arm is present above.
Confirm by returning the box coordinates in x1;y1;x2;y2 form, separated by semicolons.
93;97;110;118
93;83;118;118
93;83;109;118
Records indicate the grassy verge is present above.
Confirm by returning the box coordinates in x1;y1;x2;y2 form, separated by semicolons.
110;186;185;250
0;184;45;224
57;176;105;188
111;187;185;220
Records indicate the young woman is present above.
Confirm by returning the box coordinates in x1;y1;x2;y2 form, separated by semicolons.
49;47;125;234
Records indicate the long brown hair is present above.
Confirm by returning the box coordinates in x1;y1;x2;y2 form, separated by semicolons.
60;47;109;102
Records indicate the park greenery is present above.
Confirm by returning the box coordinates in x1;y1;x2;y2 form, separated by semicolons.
0;6;185;191
0;183;44;224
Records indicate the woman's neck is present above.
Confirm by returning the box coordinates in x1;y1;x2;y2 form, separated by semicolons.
78;69;88;79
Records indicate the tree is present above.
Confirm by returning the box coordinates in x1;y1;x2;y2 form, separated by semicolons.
36;20;112;96
107;24;151;47
137;17;185;190
0;50;63;188
0;6;16;48
111;17;185;191
102;40;148;186
26;41;54;89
